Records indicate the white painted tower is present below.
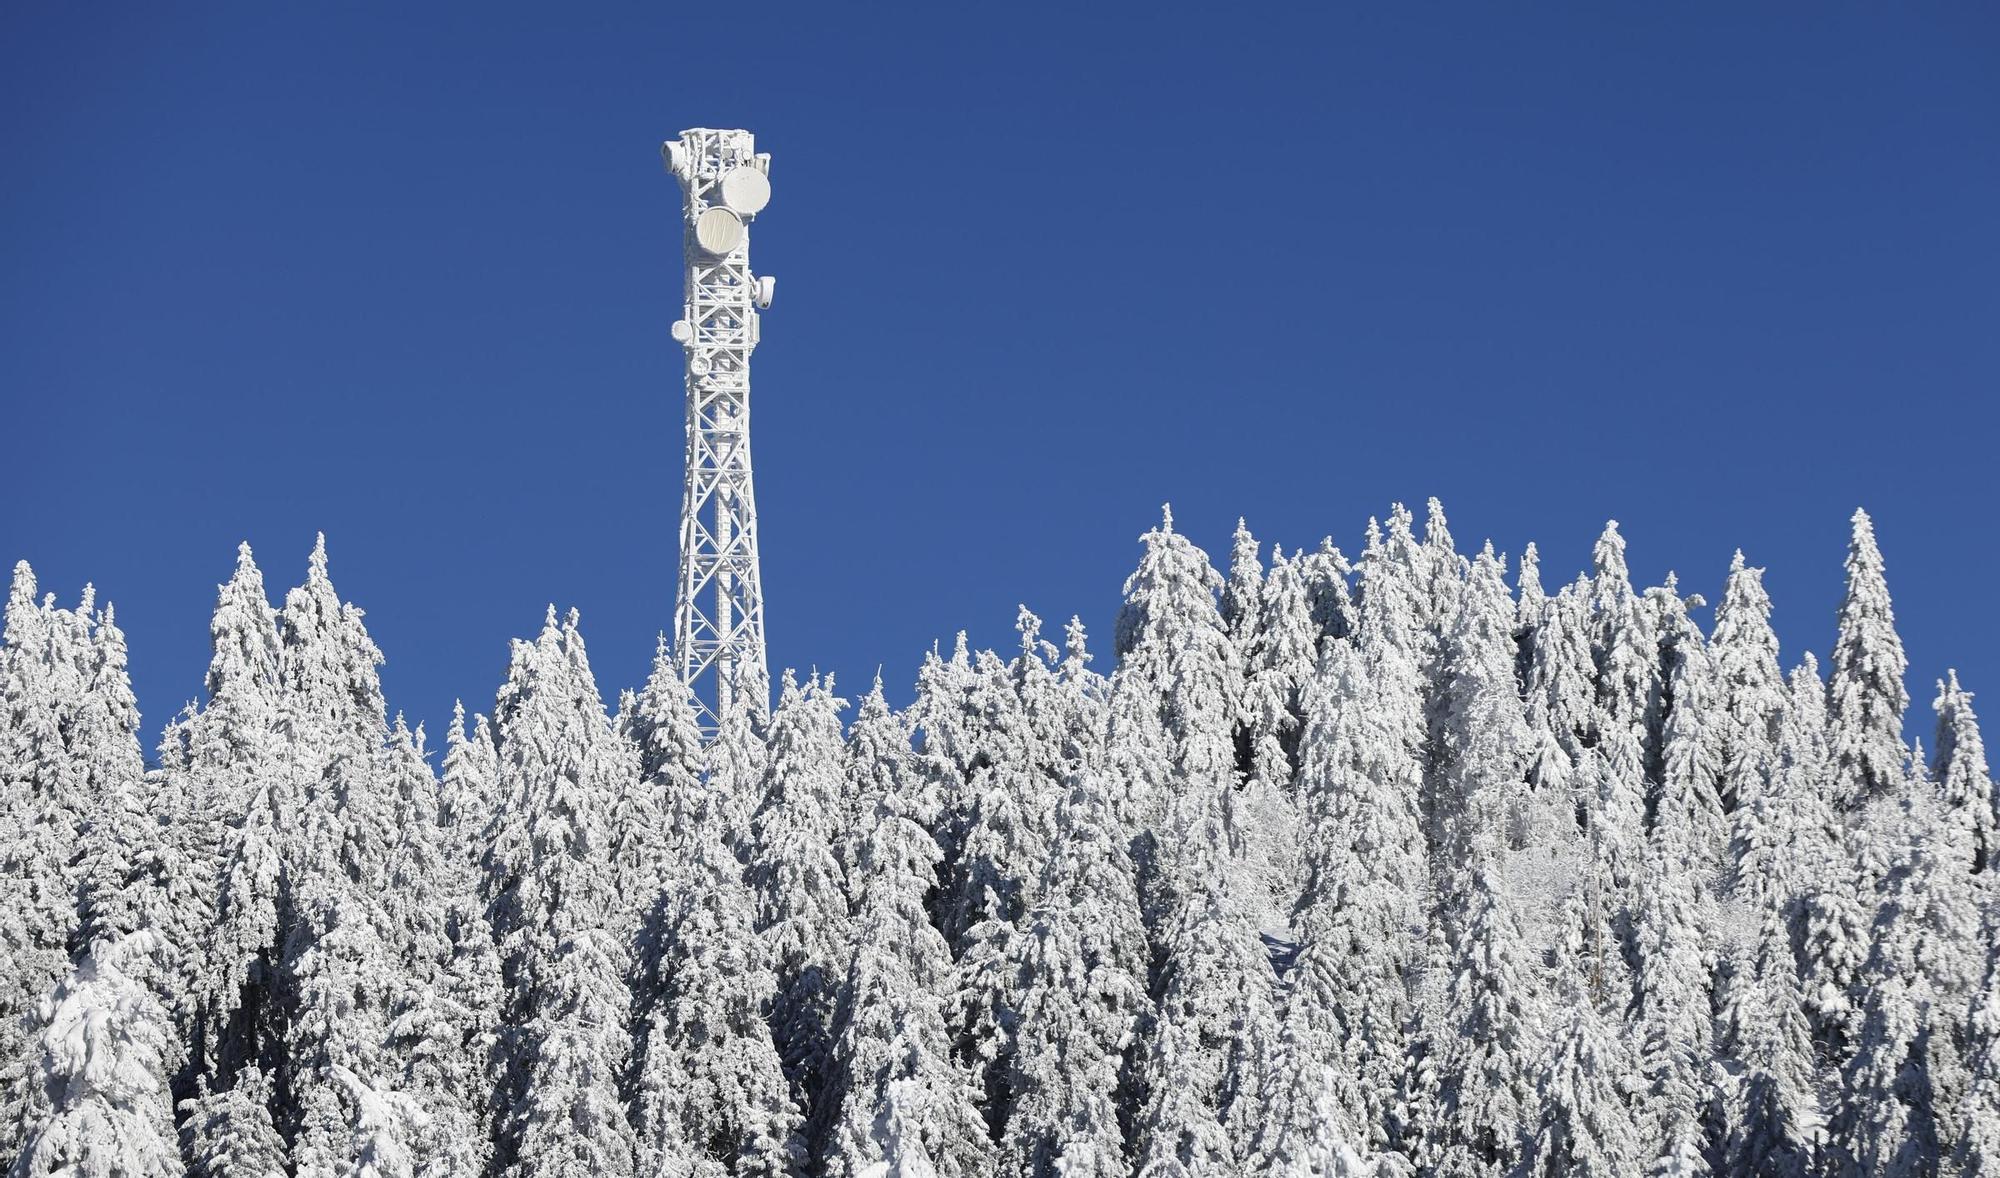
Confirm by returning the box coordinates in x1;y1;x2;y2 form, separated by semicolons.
663;128;775;733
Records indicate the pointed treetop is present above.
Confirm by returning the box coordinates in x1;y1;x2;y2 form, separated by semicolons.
9;559;34;608
1161;502;1175;533
1593;520;1628;577
1016;605;1043;654
309;531;329;578
1729;548;1746;575
78;582;96;616
1425;496;1455;548
542;603;560;632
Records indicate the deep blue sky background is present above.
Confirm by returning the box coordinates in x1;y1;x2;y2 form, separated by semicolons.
5;4;1996;745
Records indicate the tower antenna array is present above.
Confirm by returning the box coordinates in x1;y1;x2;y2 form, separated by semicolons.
664;128;776;734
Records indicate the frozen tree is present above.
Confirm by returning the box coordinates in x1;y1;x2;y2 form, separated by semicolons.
1716;902;1823;1178
1235;546;1317;912
1110;506;1239;837
1219;518;1264;650
1934;671;1995;878
1589;521;1662;741
1421;860;1542;1178
823;745;991;1178
1132;786;1278;1174
378;719;502;1177
1;566;91;1154
1828;508;1910;811
1299;537;1357;646
1261;639;1425;1167
1434;546;1533;894
483;609;639;1177
10;932;181;1178
1532;1000;1641;1178
748;671;853;1136
1711;553;1786;815
1001;772;1150;1178
633;806;802;1178
1420;498;1467;655
1514;542;1546;689
180;1064;287;1178
1959;944;2000;1177
1832;755;1984;1177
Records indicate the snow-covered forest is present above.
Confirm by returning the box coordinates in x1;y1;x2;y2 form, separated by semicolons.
3;500;1995;1177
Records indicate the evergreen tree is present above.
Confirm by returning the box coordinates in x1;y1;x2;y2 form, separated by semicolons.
180;1064;288;1178
483;609;639;1177
748;672;853;1141
1934;670;1995;878
1001;772;1150;1178
1828;508;1910;811
1421;861;1542;1178
824;742;990;1178
633;805;802;1178
1832;756;1984;1177
1959;942;2000;1177
10;932;183;1178
1;565;92;1155
1712;552;1786;815
1264;638;1426;1165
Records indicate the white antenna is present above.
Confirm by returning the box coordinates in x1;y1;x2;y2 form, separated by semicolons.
664;128;774;734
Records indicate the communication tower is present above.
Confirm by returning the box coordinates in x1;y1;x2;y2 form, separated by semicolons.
664;128;776;734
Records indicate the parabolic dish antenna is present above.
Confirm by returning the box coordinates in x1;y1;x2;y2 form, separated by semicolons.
718;166;772;216
695;206;745;256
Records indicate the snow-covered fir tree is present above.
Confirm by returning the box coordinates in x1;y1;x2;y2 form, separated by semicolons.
482;609;639;1177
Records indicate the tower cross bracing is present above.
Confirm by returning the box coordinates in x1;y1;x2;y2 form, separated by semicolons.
664;127;775;734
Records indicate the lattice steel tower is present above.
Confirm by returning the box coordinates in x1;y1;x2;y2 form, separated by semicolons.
664;128;776;733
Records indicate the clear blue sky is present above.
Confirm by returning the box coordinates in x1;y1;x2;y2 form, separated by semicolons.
5;4;1996;744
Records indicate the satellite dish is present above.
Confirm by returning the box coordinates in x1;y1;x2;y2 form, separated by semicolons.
694;206;745;256
718;166;771;216
670;319;693;343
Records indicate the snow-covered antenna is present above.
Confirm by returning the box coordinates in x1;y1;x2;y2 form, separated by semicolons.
665;128;775;735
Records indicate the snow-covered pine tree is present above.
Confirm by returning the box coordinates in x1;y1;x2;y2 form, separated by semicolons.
1298;537;1357;646
1530;890;1643;1178
1420;498;1467;661
1514;542;1545;691
1235;545;1317;916
1258;638;1423;1170
1934;671;1996;879
1131;778;1278;1175
265;536;436;1175
66;603;198;1015
1000;769;1151;1178
748;671;853;1142
633;790;802;1178
1584;523;1658;909
1960;942;2000;1177
1420;858;1543;1178
1633;595;1725;1171
1108;505;1241;926
483;608;640;1177
823;732;991;1178
1716;896;1823;1178
1711;553;1787;816
10;932;182;1178
181;1064;288;1178
1219;518;1264;653
1828;508;1911;813
376;718;502;1177
1;565;94;1155
1434;545;1533;901
1831;752;1984;1177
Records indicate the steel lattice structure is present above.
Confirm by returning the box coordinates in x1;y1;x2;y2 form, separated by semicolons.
664;128;775;734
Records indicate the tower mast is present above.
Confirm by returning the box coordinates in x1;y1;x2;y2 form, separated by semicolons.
664;128;775;734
